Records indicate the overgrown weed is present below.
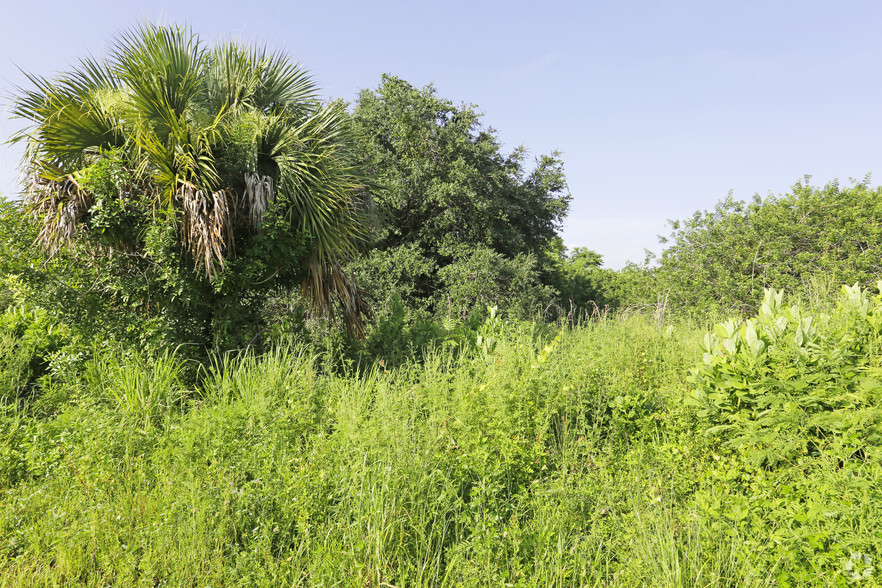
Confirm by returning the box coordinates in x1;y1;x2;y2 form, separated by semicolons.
0;298;880;585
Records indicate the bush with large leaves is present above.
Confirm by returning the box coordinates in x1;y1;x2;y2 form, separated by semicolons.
10;24;370;350
689;286;882;468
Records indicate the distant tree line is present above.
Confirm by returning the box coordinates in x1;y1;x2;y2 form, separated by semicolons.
2;23;881;363
650;177;882;315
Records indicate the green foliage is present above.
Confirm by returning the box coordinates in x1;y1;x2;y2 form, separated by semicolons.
0;330;30;402
0;313;701;586
689;285;882;468
347;242;558;327
11;24;371;347
1;300;880;585
352;75;569;260
7;58;882;582
543;242;627;313
347;75;571;319
683;285;882;585
76;149;148;248
1;195;205;353
82;348;187;429
347;243;437;312
345;244;557;368
653;177;882;316
0;305;73;402
433;245;555;320
354;297;446;368
0;201;39;308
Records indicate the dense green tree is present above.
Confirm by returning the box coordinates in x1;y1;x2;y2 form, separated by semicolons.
543;243;614;312
433;245;556;319
537;241;657;316
653;177;882;314
10;24;370;349
348;75;570;314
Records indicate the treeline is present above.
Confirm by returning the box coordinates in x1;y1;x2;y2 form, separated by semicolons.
2;24;882;381
649;176;882;315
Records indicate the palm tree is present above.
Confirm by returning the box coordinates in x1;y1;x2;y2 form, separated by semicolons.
11;24;370;336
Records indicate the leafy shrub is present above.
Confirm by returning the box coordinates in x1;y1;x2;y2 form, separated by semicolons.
689;285;882;467
542;244;658;316
341;243;556;369
0;331;30;402
0;306;73;402
354;297;445;368
0;196;177;355
655;177;882;316
433;245;555;320
346;243;437;313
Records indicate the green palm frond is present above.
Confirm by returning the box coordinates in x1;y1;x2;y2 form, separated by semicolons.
252;49;317;112
202;43;261;115
10;63;126;245
11;69;126;174
10;23;372;334
112;23;206;137
261;102;371;334
200;43;318;120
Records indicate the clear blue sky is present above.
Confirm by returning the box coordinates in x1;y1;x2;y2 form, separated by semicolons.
2;0;881;268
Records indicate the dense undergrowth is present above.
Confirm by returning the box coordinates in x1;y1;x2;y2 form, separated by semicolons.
1;285;881;586
4;25;881;585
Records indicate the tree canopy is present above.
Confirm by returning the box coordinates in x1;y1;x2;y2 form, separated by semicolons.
351;75;569;258
653;177;882;314
10;24;371;346
348;75;571;314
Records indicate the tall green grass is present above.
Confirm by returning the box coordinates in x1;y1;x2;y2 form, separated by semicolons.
83;348;186;429
0;310;879;586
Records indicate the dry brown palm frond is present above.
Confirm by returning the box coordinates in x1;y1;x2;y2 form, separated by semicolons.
26;176;93;256
178;183;234;276
302;257;371;339
242;171;274;227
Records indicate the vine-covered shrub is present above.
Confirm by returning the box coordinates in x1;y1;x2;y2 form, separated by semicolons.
0;306;72;399
689;285;882;467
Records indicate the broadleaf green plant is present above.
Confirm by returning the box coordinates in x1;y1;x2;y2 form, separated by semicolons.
689;285;882;467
